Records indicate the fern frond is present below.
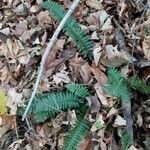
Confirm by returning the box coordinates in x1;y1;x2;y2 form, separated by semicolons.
40;0;93;59
128;77;150;94
65;83;90;98
62;119;91;150
29;91;82;122
103;68;130;101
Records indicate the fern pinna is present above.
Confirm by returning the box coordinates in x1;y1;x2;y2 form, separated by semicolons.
40;0;93;59
62;119;91;150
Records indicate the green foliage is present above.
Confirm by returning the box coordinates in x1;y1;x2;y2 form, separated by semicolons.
40;0;93;59
30;91;83;122
62;119;91;150
103;68;130;101
18;83;90;122
65;83;90;98
128;76;150;94
121;129;130;150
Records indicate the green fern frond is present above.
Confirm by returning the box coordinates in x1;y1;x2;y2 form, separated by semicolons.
40;0;93;58
62;119;91;150
103;68;130;101
29;91;83;122
128;77;150;94
65;83;90;98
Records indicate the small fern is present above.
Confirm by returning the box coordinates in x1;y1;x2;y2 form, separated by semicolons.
62;119;91;150
103;68;130;101
40;0;93;59
128;76;150;94
65;83;90;98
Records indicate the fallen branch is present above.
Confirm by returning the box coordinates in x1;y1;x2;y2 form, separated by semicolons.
22;0;81;121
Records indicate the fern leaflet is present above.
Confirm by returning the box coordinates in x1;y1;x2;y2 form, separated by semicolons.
128;77;150;94
103;68;130;101
65;83;90;98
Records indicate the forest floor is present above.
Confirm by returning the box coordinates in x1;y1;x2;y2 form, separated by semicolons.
0;0;150;149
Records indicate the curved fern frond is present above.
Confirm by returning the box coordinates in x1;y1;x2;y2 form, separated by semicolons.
128;77;150;94
65;83;90;98
29;91;82;122
40;0;93;59
103;68;130;101
62;119;91;150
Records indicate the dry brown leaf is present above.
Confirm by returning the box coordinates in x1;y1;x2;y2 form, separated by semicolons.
91;66;107;85
86;96;101;113
15;21;27;36
0;66;12;85
106;107;118;118
142;35;150;60
0;115;16;129
37;11;52;26
6;88;23;115
93;46;102;66
86;0;103;10
53;71;71;85
94;83;109;107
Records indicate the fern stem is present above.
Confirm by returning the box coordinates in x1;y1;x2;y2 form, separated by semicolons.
22;0;81;121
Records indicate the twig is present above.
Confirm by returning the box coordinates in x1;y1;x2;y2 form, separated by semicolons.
22;0;81;121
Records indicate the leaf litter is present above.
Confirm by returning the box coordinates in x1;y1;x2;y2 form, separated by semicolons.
0;0;150;149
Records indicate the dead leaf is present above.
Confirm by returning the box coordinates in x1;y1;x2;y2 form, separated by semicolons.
37;11;52;26
6;88;23;115
107;107;118;118
8;139;24;150
53;71;71;85
142;35;150;60
94;83;109;107
86;0;103;10
86;96;101;113
0;66;12;85
93;46;102;66
91;114;105;132
91;66;107;85
113;115;126;127
15;21;27;36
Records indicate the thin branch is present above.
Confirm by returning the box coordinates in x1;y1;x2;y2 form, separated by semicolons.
22;0;81;121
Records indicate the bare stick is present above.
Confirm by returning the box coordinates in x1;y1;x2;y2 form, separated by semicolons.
22;0;80;121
